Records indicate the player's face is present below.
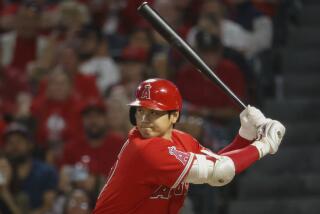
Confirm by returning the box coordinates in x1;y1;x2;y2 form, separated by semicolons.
135;107;179;140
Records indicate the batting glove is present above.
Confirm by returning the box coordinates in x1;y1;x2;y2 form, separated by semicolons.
239;105;267;140
252;119;286;158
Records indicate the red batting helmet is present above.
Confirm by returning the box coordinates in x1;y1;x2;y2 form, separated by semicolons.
129;78;182;125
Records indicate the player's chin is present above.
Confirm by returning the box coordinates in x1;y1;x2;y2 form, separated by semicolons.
139;128;158;138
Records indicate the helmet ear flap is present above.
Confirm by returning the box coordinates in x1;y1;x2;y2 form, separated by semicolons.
129;107;137;126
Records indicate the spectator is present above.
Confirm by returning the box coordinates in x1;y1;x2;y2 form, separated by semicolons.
78;25;120;94
187;0;245;54
2;122;58;213
62;98;125;177
148;52;173;79
64;189;93;214
154;0;191;39
223;0;273;59
52;165;98;214
175;30;248;123
0;2;45;70
107;46;148;104
0;154;24;214
37;45;101;100
31;68;82;163
117;0;155;34
187;12;256;102
127;28;153;53
26;0;91;90
0;67;16;116
0;2;45;116
55;0;90;39
106;96;132;139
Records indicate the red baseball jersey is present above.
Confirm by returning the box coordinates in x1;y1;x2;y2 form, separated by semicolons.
93;127;204;214
93;127;254;214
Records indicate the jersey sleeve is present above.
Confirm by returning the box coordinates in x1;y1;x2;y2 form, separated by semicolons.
217;134;252;154
137;139;195;188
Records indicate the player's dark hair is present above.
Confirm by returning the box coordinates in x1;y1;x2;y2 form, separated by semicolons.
129;107;137;126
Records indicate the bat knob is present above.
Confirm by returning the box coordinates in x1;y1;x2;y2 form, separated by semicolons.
138;2;149;11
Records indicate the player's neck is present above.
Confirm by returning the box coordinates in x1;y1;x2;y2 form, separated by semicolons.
161;129;173;141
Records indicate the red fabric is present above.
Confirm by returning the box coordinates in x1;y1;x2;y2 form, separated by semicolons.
219;144;259;174
252;1;278;17
61;133;125;177
0;3;19;16
94;127;260;213
38;72;100;100
175;58;247;110
31;95;82;147
0;66;31;114
121;46;149;62
10;35;37;69
0;98;15;115
0;119;6;147
93;128;201;214
118;0;154;33
218;135;252;154
202;134;258;174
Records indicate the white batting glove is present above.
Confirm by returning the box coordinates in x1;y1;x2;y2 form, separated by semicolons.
252;120;286;158
239;105;267;140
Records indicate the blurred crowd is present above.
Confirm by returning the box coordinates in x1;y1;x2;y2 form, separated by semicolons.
0;0;301;213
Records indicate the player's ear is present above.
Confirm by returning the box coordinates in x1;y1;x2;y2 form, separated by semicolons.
170;111;179;124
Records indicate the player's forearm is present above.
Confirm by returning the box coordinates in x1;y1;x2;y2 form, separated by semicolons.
219;145;259;174
217;134;252;155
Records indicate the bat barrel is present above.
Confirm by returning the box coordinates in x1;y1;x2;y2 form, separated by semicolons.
138;2;246;110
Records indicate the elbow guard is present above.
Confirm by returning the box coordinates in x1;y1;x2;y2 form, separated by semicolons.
185;153;235;187
208;155;235;186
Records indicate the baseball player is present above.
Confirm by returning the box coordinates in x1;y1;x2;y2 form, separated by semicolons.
93;78;285;214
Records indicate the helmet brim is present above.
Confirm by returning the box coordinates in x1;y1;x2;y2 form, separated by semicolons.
128;100;177;111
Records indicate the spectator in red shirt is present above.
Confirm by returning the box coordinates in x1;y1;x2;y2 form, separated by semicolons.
0;2;43;70
175;30;248;123
0;3;44;116
37;45;101;101
62;98;125;177
31;68;82;164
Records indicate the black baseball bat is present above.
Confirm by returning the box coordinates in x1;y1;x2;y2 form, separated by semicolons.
137;2;246;110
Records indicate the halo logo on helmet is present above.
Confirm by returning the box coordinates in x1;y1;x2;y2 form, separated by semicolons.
140;84;152;100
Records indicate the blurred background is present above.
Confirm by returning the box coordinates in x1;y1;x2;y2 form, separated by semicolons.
0;0;319;213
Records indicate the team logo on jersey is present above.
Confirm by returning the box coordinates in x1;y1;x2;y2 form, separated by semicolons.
150;183;189;200
140;84;152;99
168;146;190;166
